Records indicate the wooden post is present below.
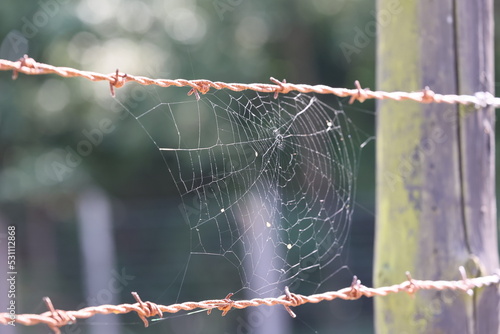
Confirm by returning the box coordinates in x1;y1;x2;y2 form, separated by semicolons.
374;0;498;333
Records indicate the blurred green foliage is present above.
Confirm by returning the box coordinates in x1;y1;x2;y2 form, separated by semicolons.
0;1;498;334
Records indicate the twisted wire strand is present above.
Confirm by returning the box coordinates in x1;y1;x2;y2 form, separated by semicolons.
1;55;499;107
1;268;498;334
1;56;499;332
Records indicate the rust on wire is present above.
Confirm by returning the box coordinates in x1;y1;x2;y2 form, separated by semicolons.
347;276;363;299
1;56;499;107
1;270;499;333
1;56;499;333
109;69;128;97
404;271;417;295
421;86;436;104
43;297;77;334
205;292;235;316
283;286;301;318
218;293;235;316
131;292;163;327
270;77;291;98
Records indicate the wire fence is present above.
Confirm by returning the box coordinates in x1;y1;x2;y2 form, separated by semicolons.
1;55;499;333
1;55;500;107
1;267;499;334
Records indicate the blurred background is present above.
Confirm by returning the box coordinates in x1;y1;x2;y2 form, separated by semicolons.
0;1;498;333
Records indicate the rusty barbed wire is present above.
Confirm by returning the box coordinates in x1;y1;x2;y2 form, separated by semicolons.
1;56;499;333
1;267;499;334
1;55;499;107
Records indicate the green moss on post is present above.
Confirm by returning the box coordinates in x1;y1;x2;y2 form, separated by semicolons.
374;0;498;333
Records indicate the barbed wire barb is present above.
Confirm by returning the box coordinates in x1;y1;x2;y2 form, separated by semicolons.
1;55;500;108
1;56;500;333
1;269;499;333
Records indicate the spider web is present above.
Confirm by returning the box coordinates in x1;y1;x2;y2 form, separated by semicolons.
115;87;365;299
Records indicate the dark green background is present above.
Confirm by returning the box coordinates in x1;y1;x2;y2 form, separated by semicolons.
0;1;498;333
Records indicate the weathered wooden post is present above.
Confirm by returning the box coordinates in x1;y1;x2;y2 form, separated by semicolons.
374;1;498;333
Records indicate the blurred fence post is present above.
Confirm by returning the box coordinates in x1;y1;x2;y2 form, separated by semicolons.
77;187;120;334
374;0;498;333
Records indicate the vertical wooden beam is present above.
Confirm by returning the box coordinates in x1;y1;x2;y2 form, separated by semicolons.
455;2;498;332
374;0;498;333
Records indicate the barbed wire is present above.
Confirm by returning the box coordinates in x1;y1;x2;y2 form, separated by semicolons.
1;55;499;107
1;56;499;333
1;267;498;334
